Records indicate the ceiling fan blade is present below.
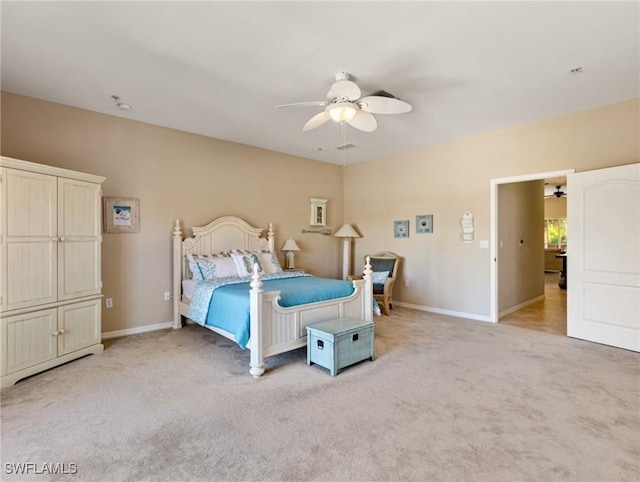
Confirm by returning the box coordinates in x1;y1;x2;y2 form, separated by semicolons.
329;80;361;101
276;101;328;108
347;111;377;132
302;112;330;131
359;96;412;114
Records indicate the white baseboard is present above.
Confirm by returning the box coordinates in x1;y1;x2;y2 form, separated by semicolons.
393;301;492;322
498;294;545;318
102;321;174;339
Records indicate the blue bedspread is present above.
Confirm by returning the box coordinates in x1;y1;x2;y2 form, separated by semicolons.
187;273;355;349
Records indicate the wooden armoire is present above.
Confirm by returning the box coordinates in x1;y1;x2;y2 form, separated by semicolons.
1;156;105;388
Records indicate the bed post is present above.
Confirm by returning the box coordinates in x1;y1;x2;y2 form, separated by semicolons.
363;256;373;322
172;219;183;329
249;264;265;377
267;222;275;253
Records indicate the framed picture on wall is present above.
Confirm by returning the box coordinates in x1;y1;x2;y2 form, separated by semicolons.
309;198;327;226
416;214;433;233
394;220;409;238
103;197;140;234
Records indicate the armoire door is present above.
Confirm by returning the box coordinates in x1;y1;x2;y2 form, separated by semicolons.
1;308;58;375
57;299;101;356
1;168;58;311
57;177;102;301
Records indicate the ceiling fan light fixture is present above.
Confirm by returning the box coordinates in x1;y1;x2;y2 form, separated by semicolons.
327;103;358;123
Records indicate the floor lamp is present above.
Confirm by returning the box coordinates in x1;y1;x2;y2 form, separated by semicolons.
334;224;361;280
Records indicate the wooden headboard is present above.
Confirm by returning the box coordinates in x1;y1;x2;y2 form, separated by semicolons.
172;216;275;327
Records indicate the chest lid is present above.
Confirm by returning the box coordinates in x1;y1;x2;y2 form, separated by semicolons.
307;317;373;336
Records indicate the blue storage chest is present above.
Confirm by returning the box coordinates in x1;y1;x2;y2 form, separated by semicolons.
306;317;375;376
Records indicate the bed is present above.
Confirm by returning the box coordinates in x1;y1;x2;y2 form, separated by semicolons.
172;216;373;377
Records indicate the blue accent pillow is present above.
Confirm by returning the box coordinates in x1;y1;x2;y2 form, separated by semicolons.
372;271;389;284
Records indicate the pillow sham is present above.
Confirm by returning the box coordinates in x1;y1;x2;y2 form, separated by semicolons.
186;255;201;281
260;251;283;274
198;255;238;280
372;271;390;285
231;251;264;277
186;253;231;280
186;254;210;281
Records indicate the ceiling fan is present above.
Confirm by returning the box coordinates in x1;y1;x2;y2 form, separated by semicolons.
275;72;412;133
545;185;566;198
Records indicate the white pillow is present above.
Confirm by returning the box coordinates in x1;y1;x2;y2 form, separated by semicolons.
198;255;238;280
186;253;230;280
186;254;204;280
231;252;264;277
372;271;390;284
260;251;283;274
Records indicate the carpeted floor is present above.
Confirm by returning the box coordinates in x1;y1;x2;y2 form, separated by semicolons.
1;307;638;482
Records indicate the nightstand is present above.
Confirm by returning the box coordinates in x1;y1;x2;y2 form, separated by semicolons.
283;267;306;274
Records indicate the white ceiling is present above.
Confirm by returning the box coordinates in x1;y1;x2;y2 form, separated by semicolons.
2;1;638;165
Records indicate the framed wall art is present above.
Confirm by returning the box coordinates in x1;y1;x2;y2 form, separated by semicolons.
394;220;409;238
103;197;140;234
309;198;327;226
416;214;434;233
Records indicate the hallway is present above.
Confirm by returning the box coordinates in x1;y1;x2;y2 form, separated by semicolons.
500;272;567;335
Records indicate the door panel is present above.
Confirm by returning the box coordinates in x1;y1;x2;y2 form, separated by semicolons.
567;163;640;351
58;178;102;300
2;169;57;310
58;299;101;356
1;308;58;375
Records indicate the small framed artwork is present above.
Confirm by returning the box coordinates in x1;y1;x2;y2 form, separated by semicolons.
416;214;434;233
103;197;140;234
309;198;327;226
394;220;409;238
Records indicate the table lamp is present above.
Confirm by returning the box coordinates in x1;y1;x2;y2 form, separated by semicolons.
281;238;300;269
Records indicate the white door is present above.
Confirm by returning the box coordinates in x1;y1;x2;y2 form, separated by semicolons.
567;163;640;351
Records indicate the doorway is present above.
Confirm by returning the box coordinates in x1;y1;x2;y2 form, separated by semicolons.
489;169;574;326
499;272;567;334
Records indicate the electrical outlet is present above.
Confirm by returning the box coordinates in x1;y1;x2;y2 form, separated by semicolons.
105;298;113;308
163;291;171;301
404;279;410;288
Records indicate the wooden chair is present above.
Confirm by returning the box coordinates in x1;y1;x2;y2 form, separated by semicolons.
349;251;401;315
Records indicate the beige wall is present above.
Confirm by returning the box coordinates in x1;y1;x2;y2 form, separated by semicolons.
545;196;567;219
2;93;638;328
1;93;345;333
344;98;639;318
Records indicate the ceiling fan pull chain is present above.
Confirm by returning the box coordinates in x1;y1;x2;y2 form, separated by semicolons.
341;121;347;170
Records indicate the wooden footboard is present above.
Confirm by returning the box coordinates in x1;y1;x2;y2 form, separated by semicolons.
247;262;372;377
172;217;373;377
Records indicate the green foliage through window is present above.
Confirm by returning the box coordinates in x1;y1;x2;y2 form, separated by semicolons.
544;218;567;248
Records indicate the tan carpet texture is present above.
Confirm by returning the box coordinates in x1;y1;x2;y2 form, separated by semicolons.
1;307;638;481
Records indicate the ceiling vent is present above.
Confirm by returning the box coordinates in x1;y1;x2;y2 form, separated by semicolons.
336;143;358;151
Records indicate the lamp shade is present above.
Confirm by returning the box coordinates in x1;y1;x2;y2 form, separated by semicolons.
334;224;361;238
281;239;300;251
